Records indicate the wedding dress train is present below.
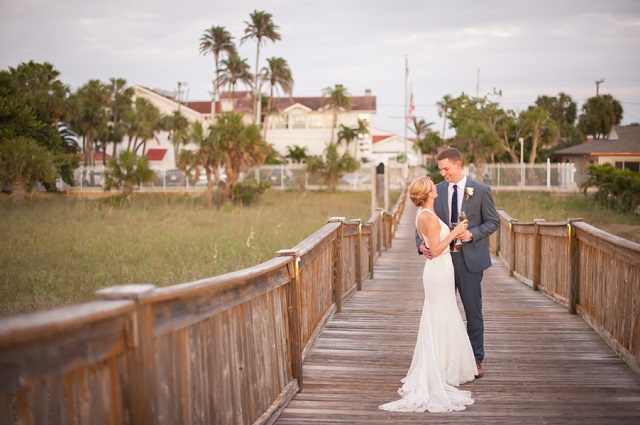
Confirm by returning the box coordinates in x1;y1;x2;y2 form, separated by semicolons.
379;207;477;413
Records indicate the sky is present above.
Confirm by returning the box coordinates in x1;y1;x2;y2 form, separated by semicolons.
1;0;640;138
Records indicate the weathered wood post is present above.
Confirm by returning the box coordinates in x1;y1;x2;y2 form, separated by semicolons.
328;217;345;313
363;222;374;279
95;284;159;425
275;249;303;390
351;219;363;291
567;218;583;315
508;219;518;276
376;208;384;256
533;219;545;291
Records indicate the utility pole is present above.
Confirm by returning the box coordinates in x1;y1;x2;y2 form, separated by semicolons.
177;81;188;111
476;68;480;98
595;78;604;96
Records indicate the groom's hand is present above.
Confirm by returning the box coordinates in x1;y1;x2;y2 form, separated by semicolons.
419;241;434;259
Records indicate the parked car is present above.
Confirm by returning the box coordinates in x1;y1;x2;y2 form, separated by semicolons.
267;169;293;185
339;173;363;186
164;169;186;186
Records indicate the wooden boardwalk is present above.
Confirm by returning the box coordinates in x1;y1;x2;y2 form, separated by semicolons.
275;202;640;425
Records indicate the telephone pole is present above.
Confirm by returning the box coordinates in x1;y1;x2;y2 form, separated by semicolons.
595;78;604;96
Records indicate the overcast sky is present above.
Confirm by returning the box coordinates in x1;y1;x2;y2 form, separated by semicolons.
1;0;639;138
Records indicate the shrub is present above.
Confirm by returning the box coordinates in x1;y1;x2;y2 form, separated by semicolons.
232;179;271;205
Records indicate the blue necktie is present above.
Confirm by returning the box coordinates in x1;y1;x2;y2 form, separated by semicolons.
450;185;458;250
451;184;459;224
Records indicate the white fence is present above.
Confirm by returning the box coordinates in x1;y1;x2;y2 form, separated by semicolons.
69;161;575;192
467;160;575;190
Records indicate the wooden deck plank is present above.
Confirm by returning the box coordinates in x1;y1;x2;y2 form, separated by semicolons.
275;202;640;425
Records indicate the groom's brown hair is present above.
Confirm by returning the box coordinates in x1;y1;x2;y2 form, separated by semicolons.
436;148;463;164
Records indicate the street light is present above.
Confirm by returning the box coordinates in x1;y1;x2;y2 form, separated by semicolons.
519;137;524;188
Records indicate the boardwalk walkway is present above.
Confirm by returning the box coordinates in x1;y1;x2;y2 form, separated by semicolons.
276;201;640;424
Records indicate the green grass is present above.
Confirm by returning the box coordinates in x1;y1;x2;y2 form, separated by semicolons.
0;190;374;317
2;189;635;318
492;190;640;243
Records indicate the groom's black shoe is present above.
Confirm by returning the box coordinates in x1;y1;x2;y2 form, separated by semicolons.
475;363;484;379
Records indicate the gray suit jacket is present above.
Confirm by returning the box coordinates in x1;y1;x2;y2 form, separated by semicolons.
426;178;499;273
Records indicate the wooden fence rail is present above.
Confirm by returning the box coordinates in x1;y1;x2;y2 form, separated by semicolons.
0;189;407;425
488;209;640;375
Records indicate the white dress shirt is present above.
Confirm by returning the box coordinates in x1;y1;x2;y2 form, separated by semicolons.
448;175;467;225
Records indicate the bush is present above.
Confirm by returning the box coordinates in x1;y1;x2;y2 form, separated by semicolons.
582;163;640;213
232;179;271;205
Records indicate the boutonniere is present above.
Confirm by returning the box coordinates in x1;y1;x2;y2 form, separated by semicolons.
465;186;474;201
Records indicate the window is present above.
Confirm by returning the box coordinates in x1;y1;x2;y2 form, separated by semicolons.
272;115;287;129
615;161;639;172
291;116;306;129
309;116;324;129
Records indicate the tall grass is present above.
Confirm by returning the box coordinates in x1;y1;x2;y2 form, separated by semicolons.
492;191;640;243
0;191;373;317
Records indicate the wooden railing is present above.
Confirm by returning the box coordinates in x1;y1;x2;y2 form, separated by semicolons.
0;188;406;425
488;209;640;375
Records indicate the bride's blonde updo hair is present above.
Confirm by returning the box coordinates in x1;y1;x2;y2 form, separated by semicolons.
409;176;434;207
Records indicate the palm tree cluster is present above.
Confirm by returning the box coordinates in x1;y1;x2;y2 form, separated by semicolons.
199;10;292;133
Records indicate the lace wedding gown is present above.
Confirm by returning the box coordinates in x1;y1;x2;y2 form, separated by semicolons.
379;207;477;413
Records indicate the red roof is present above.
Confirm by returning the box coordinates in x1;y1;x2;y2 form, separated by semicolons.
183;101;214;114
372;135;391;144
219;91;377;113
146;148;167;161
93;152;112;161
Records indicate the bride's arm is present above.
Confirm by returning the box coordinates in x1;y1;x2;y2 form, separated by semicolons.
419;214;467;257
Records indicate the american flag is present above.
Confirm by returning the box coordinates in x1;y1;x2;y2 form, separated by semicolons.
407;92;415;125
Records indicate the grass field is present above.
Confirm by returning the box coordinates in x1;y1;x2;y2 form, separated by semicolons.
492;190;640;243
1;189;638;317
0;190;376;317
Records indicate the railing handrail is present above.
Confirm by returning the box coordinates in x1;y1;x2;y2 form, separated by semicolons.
0;186;409;424
490;211;640;375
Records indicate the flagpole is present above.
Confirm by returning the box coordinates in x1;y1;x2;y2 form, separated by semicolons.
404;55;408;159
403;55;409;179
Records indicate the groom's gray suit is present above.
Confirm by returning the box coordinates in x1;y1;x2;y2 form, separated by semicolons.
416;177;499;364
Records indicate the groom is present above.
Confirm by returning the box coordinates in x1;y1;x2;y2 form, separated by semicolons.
416;148;499;378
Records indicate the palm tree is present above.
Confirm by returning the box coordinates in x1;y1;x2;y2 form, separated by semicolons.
261;57;293;139
105;78;133;164
437;94;453;142
0;137;56;205
68;80;110;166
322;85;351;143
122;98;162;155
199;26;236;120
216;52;254;110
337;124;358;156
103;150;155;200
285;145;308;163
307;142;358;192
161;110;189;161
210;112;270;202
178;121;226;207
241;10;281;125
354;118;370;159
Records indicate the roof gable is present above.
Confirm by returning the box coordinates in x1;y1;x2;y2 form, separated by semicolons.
555;125;640;156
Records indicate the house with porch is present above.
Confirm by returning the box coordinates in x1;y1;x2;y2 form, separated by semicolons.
554;125;640;185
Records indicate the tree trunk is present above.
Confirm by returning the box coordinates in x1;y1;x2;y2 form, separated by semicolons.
11;177;28;206
205;168;214;208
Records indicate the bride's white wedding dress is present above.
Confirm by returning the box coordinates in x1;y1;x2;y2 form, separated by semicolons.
379;207;477;413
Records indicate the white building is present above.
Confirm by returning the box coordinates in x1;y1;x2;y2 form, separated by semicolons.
131;84;414;168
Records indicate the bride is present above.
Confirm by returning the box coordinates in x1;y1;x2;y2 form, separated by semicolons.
379;176;478;413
